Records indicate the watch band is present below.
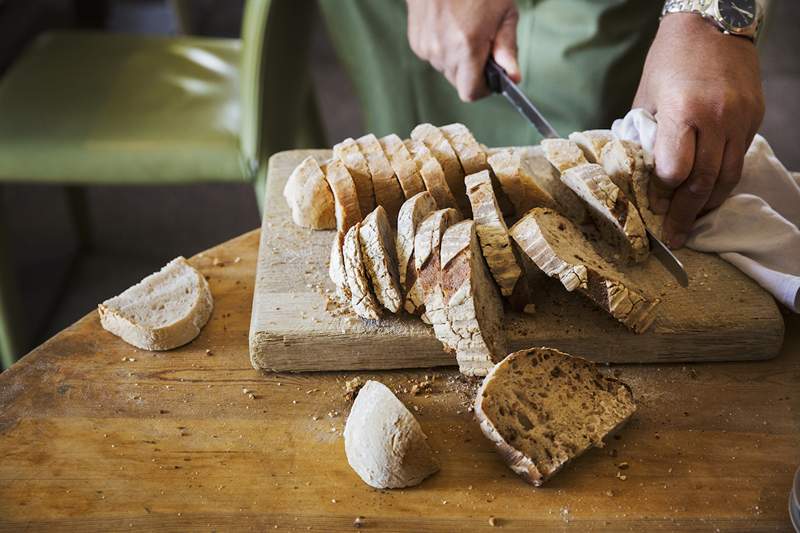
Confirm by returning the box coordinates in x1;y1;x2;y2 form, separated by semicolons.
661;0;761;41
662;0;715;18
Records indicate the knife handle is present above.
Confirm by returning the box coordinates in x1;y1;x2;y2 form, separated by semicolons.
485;57;504;94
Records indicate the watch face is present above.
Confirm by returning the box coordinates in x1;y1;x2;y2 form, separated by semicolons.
717;0;757;30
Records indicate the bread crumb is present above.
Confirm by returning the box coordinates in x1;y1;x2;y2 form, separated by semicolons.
616;471;627;481
205;349;213;356
353;516;364;528
344;377;365;401
488;517;497;527
616;462;629;470
523;303;536;314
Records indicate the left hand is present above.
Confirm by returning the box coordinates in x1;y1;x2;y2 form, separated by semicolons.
633;13;765;249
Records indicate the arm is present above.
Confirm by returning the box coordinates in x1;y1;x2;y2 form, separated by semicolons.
633;12;765;248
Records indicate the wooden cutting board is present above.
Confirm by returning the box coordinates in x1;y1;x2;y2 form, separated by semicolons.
249;150;785;372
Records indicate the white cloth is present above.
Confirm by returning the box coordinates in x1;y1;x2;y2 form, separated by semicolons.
612;108;800;312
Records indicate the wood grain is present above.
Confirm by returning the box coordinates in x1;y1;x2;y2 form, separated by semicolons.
249;150;785;372
0;230;797;531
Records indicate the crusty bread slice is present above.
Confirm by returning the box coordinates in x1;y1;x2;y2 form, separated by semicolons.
405;139;461;214
509;208;660;333
283;156;336;229
414;208;463;302
344;380;438;489
512;146;589;225
426;220;507;377
98;257;213;350
540;138;588;173
560;163;649;263
379;134;426;199
397;191;438;315
325;158;363;233
487;148;556;219
465;170;522;297
334;137;376;216
357;134;405;224
600;139;665;240
475;347;636;487
440;123;488;175
359;206;403;313
329;231;350;300
568;130;615;164
343;222;382;320
411;123;470;215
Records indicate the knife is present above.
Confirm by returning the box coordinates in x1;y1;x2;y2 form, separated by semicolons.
484;58;689;287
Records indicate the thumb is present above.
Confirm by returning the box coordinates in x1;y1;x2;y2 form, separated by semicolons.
492;8;520;83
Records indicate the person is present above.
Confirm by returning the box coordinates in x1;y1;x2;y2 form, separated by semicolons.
318;0;766;249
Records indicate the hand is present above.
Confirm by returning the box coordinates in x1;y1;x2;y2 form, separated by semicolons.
633;13;765;249
405;0;520;102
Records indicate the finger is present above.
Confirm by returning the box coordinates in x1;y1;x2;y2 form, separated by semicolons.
454;44;491;102
703;138;745;212
651;115;696;214
492;8;520;83
663;131;725;248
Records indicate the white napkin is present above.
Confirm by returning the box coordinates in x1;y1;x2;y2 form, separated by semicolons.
612;108;800;312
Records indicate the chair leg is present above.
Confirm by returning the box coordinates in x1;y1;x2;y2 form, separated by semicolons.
0;192;24;369
65;186;93;253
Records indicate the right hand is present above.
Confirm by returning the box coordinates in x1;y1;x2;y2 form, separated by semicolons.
405;0;521;102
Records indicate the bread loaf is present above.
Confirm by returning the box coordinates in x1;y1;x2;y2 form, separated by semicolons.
344;380;438;489
379;134;426;199
411;123;470;215
405;139;461;214
334;137;376;216
487;148;556;219
465;170;522;297
283;156;336;229
440;123;489;175
325;158;363;233
509;208;659;333
568;130;615;164
397;191;438;314
343;222;382;320
357;133;405;224
98;257;213;351
359;206;403;313
475;347;636;486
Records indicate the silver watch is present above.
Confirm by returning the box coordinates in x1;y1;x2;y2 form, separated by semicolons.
662;0;762;42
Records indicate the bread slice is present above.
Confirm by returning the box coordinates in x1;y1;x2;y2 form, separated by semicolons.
283;156;336;229
405;139;461;214
487;148;556;219
509;208;660;333
440;123;488;175
560;163;649;263
344;380;438;489
512;146;589;224
397;191;438;314
359;206;403;313
329;231;350;300
414;208;463;303
600;139;665;240
568;130;615;164
98;257;213;350
357;133;405;224
411;123;470;215
426;220;507;377
379;134;426;199
343;222;382;320
334;137;376;216
540;138;588;173
325;158;363;233
474;347;636;487
465;170;522;297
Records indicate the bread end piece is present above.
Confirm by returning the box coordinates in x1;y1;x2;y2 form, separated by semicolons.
283;156;336;229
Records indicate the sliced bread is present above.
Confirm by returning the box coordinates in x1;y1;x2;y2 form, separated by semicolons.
509;208;660;333
343;222;382;320
465;170;522;297
357;133;405;223
283;156;336;229
405;139;461;214
540;138;588;173
440;123;488;175
359;206;403;313
325;158;363;233
98;257;213;351
475;347;636;486
329;231;350;300
427;220;507;377
397;191;438;314
568;130;615;164
560;163;649;263
487;148;556;219
344;380;439;489
379;134;426;199
334;137;376;216
411;123;470;215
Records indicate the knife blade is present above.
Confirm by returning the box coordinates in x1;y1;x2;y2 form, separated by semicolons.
484;57;689;287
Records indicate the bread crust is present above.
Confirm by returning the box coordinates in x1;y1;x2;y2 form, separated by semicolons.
329;231;350;300
325;158;363;233
343;222;382;320
380;134;426;199
411;123;470;215
487;149;556;219
440;123;488;175
359;206;403;313
397;192;438;315
334;137;376;216
283;156;336;229
405;139;461;214
568;130;615;164
357;133;405;224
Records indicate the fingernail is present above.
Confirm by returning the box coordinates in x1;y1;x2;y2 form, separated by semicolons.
652;198;670;214
667;232;687;249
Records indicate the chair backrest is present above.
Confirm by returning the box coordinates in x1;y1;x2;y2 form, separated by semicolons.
239;0;321;171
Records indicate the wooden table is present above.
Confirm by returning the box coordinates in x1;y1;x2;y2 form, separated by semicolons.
1;230;798;531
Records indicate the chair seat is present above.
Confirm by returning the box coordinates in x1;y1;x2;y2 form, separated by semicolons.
0;31;248;184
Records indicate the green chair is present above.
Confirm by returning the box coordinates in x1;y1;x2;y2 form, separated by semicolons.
0;0;325;368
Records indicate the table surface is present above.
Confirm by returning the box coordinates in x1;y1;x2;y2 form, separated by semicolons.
0;229;798;532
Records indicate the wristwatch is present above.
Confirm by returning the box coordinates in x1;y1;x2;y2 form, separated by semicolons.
662;0;763;42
